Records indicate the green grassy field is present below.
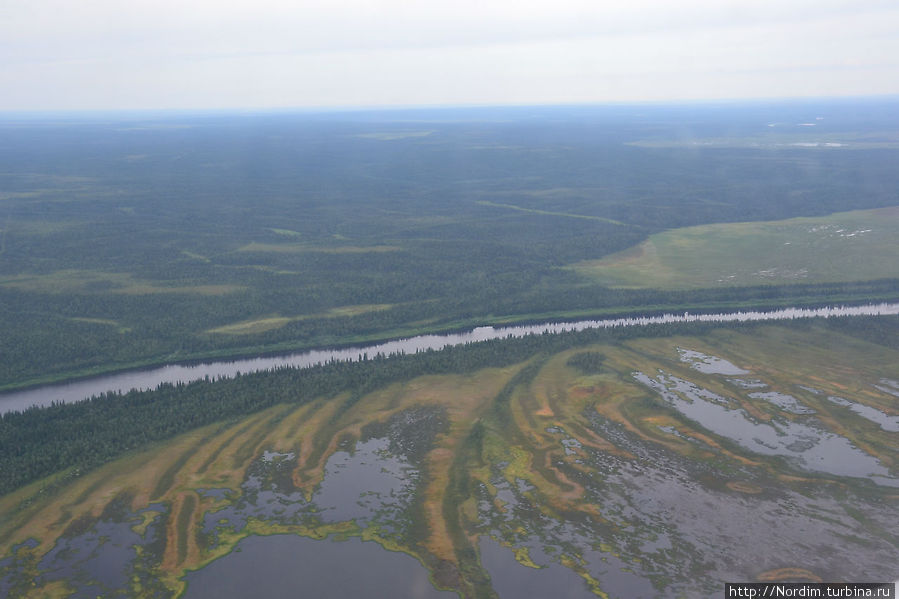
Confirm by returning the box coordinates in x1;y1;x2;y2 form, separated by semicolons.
570;206;899;289
205;305;394;335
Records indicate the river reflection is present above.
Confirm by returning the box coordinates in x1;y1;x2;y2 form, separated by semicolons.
3;303;898;414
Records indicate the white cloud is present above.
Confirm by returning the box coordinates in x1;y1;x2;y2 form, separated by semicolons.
1;0;898;109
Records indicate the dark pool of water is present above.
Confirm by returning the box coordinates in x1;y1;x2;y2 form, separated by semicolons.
478;537;654;599
182;534;455;598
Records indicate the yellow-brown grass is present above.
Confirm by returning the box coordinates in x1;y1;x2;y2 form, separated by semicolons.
0;269;244;295
726;481;763;494
206;304;394;335
756;568;823;583
4;325;898;596
237;242;400;254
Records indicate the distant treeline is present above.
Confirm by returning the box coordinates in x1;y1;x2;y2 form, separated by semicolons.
2;314;895;497
2;114;899;388
2;276;896;388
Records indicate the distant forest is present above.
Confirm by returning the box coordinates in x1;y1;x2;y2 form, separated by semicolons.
1;100;899;387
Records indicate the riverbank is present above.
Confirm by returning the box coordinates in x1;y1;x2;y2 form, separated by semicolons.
4;289;897;395
3;300;897;415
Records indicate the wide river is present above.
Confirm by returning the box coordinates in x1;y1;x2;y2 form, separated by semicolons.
2;303;898;415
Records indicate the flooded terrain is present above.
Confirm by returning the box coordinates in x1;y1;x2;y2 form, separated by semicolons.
632;370;897;485
1;323;897;597
826;395;899;432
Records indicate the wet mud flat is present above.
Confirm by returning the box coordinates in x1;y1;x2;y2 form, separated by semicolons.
0;405;451;598
474;408;898;598
0;498;169;598
471;341;899;597
584;416;897;594
3;409;897;598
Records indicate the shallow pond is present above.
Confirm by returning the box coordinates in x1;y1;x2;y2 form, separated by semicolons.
634;370;899;486
827;395;899;432
478;537;601;599
183;534;455;599
747;390;816;414
678;348;748;375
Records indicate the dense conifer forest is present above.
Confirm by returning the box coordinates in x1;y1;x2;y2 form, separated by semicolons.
3;314;896;496
2;101;899;388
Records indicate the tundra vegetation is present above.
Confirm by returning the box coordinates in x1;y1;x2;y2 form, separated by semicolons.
1;100;898;596
2;318;898;597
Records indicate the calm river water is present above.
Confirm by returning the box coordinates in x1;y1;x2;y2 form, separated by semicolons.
2;303;897;414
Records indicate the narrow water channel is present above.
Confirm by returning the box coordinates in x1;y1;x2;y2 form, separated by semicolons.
2;303;897;414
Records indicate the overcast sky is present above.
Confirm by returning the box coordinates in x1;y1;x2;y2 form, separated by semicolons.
2;0;898;111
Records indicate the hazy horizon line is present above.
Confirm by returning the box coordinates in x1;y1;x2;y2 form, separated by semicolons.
2;93;898;120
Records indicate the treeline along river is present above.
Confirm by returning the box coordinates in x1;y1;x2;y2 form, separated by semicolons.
2;302;898;495
3;303;898;415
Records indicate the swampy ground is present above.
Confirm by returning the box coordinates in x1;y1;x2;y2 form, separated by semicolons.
1;323;897;598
